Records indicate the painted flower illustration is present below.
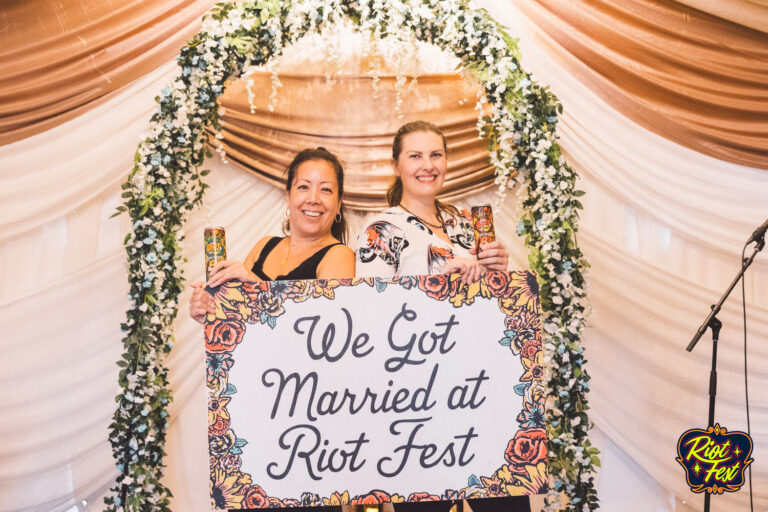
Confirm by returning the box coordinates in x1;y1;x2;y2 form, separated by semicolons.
300;492;321;506
209;282;252;321
513;462;549;494
505;428;548;468
528;381;546;404
443;488;467;501
241;484;268;508
220;453;241;471
352;489;392;505
209;430;236;456
395;274;419;290
449;277;487;307
310;279;340;299
499;307;541;353
208;396;231;436
407;492;441;502
284;280;312;302
210;466;245;509
520;351;544;382
505;305;541;331
206;353;233;390
483;270;511;297
205;314;246;353
418;273;452;301
257;291;284;317
520;338;541;361
323;490;350;506
480;474;507;497
517;399;546;429
500;272;540;313
241;280;269;296
489;465;529;496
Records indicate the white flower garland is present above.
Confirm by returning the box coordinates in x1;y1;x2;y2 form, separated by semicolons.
107;1;599;511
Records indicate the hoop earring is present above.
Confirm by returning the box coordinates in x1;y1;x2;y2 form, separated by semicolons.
285;208;290;218
335;212;341;223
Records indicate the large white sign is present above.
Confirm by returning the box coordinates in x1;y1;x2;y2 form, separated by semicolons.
205;272;546;509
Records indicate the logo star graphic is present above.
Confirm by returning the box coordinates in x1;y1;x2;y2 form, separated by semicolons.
693;462;702;476
734;446;742;457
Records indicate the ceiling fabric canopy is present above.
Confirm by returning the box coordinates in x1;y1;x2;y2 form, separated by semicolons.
3;0;767;170
0;0;213;145
517;0;768;169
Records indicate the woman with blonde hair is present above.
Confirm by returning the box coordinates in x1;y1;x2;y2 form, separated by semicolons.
356;120;509;281
355;121;518;512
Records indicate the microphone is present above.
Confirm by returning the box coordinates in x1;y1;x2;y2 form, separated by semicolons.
747;218;768;244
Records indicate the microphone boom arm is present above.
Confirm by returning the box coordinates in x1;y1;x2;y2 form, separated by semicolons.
687;236;764;352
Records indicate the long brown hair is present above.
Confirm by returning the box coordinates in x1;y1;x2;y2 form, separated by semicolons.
283;147;348;243
386;120;460;222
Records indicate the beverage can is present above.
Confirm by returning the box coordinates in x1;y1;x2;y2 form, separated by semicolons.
471;205;496;251
204;227;227;280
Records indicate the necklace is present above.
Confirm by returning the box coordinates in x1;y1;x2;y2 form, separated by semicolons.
398;203;444;230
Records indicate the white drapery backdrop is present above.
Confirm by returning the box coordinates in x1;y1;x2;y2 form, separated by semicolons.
1;2;766;511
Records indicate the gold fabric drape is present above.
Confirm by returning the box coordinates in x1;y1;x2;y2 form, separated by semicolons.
675;0;768;34
519;0;768;169
212;72;495;211
0;0;214;145
3;0;768;168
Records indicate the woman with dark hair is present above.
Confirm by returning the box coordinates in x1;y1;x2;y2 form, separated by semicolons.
190;147;355;322
356;120;509;281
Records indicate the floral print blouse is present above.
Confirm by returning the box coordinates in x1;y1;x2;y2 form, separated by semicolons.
355;206;475;277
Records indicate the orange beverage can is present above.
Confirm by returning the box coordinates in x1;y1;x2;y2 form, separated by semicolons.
204;227;227;280
471;205;496;251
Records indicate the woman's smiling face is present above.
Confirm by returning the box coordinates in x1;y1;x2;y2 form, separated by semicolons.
286;159;341;239
393;131;447;202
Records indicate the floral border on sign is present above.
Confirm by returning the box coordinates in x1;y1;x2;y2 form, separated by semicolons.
107;1;598;511
206;271;546;508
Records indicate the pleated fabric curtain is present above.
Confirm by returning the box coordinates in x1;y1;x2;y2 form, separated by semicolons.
0;0;214;145
1;1;768;511
514;0;768;169
213;71;495;211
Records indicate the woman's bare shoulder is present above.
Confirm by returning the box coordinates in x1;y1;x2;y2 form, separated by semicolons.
317;243;355;279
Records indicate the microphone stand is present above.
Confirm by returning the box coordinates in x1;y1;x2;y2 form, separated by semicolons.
686;234;764;512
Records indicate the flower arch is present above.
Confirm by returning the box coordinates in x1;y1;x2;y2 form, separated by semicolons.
107;0;598;510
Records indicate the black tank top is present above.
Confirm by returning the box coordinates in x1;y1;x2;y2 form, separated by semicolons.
250;236;343;281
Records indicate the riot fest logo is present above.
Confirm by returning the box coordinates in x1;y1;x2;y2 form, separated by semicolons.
676;424;754;494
